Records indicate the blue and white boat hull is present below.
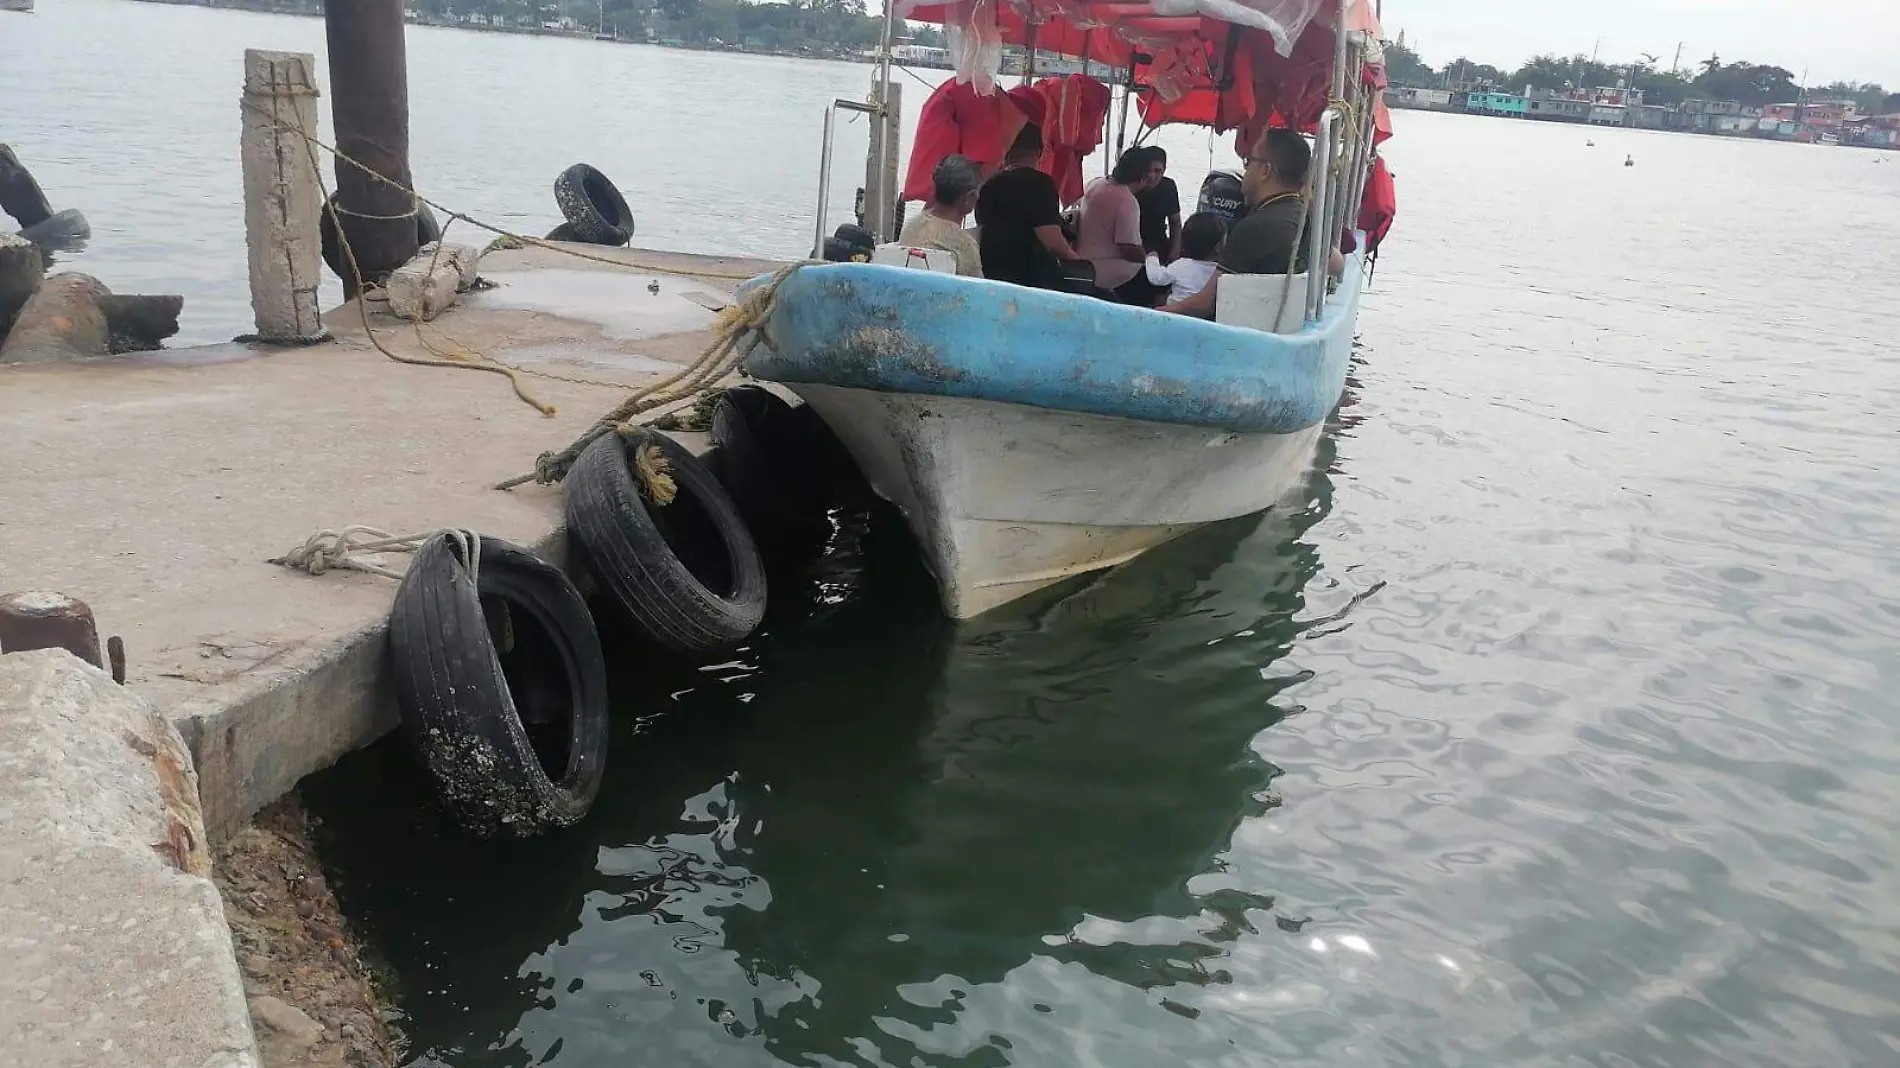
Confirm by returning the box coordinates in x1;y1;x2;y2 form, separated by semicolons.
746;262;1359;617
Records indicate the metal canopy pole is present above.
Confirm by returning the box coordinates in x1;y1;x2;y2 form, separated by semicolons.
1305;110;1335;321
814;99;879;256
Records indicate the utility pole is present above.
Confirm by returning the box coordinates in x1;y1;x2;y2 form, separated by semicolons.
323;0;420;296
1671;41;1683;76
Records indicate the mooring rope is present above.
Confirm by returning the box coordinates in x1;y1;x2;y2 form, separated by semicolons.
271;526;484;584
249;74;798;446
493;261;801;491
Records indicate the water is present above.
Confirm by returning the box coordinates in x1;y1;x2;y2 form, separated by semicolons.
15;3;1900;1065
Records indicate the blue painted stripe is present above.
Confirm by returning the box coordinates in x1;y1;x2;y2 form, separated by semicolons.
743;261;1360;434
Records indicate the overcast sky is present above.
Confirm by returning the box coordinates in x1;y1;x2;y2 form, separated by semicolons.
1388;0;1900;88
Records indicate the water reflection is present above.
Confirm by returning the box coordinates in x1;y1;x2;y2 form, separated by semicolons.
308;432;1346;1067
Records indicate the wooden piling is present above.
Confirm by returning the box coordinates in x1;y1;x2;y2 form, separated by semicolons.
322;0;419;296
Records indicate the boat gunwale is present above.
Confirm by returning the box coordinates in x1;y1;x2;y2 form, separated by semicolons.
744;252;1363;435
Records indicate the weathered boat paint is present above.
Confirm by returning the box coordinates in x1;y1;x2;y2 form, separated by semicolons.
748;261;1361;435
744;260;1361;616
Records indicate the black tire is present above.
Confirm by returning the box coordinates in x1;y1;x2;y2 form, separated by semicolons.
566;428;766;652
387;533;609;838
545;221;582;242
712;385;833;541
319;197;443;282
553;164;634;246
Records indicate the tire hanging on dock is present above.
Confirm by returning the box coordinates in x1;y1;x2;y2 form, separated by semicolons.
566;427;766;653
553;164;635;247
388;532;609;838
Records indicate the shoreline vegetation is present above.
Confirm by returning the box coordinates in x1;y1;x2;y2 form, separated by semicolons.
127;0;937;65
1382;34;1897;117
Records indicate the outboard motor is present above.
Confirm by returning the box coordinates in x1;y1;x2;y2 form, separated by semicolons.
821;223;877;263
1197;171;1245;226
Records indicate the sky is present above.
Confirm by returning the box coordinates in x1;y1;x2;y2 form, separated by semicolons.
1388;0;1900;88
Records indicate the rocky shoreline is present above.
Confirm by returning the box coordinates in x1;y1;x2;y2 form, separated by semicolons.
217;799;402;1068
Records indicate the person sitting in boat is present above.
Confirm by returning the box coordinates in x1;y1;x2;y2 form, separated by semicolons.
975;124;1083;290
1077;148;1165;305
1136;146;1183;262
1165;128;1344;320
1147;211;1227;307
898;154;984;277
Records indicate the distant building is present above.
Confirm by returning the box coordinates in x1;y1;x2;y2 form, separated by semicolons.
1589;103;1629;127
1385;86;1456;111
1630;105;1670;130
1465;91;1528;117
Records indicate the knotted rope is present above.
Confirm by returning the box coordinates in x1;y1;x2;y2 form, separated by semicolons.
271;527;483;583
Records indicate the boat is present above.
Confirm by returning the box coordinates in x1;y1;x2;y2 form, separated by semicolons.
746;0;1391;618
0;0;35;12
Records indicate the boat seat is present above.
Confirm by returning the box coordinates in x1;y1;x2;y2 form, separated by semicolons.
871;244;957;274
1215;272;1310;335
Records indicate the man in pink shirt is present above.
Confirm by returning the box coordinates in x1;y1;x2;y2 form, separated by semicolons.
1076;149;1163;305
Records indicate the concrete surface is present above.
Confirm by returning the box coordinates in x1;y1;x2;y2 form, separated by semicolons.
240;50;325;342
0;242;781;839
0;649;260;1068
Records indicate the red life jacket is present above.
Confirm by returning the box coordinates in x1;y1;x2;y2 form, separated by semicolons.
1357;155;1397;253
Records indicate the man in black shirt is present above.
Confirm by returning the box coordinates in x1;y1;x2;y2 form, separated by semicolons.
975;124;1082;289
1167;127;1343;319
1135;146;1182;261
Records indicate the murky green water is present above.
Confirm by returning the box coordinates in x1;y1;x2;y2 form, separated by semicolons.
305;111;1900;1066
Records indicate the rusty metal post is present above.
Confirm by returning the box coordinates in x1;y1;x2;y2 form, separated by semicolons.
322;0;419;296
0;591;103;668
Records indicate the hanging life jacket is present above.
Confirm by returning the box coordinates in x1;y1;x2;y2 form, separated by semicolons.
1357;154;1397;255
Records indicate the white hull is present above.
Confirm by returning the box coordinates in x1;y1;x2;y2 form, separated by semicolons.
790;385;1326;617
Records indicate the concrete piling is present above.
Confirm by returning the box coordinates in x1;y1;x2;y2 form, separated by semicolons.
0;591;104;668
240;50;327;343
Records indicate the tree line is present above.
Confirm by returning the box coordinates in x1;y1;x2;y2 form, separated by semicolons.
1384;38;1900;115
406;0;897;53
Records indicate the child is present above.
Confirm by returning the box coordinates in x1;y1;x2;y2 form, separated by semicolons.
1145;212;1226;307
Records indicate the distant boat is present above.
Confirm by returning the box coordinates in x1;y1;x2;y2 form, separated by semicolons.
1624;154;1635;167
0;0;35;13
1587;139;1595;146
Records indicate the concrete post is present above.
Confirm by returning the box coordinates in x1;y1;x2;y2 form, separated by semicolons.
240;50;325;342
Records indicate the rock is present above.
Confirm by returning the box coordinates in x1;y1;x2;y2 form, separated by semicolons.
0;144;54;229
0;272;110;365
0;651;253;1068
0;232;43;299
385;241;481;322
16;208;91;252
98;294;183;353
248;995;324;1047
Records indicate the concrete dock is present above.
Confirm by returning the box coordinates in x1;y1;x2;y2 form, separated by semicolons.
2;242;779;837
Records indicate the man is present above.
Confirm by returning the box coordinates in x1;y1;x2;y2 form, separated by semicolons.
899;154;984;277
1166;127;1345;320
1076;148;1160;304
1135;146;1182;262
974;124;1082;289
